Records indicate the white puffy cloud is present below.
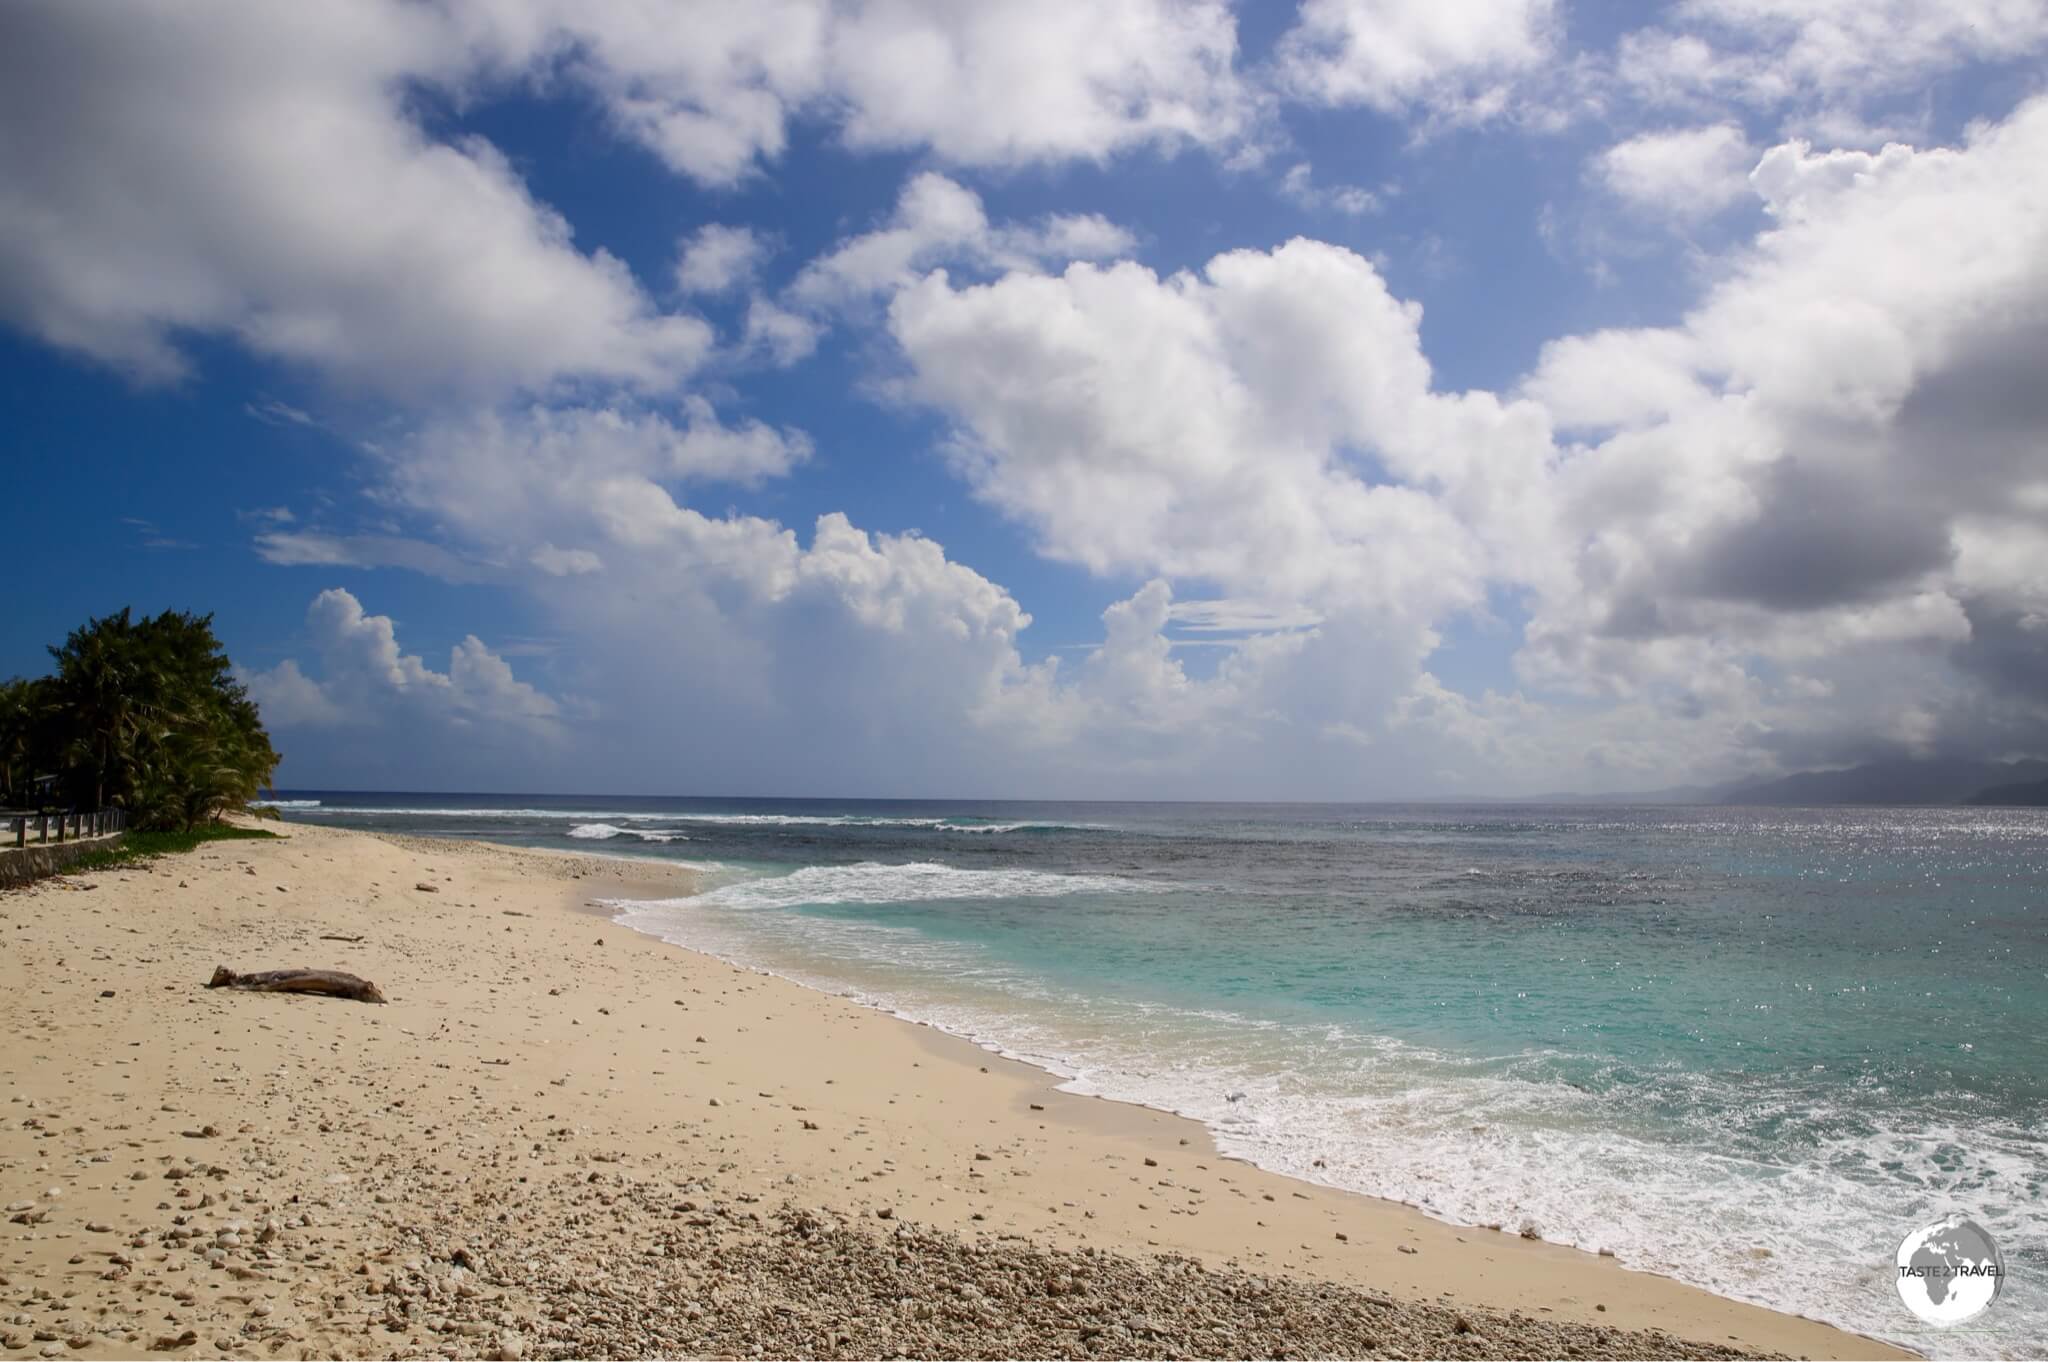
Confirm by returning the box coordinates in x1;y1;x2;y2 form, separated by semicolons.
381;400;812;553
1595;123;1756;220
1616;0;2048;137
741;297;824;366
1745;139;1919;221
1274;0;1558;121
866;238;1584;783
886;239;1551;615
244;589;560;731
0;1;1242;400
248;77;2048;793
790;172;1135;309
820;0;1252;170
462;0;1254;186
22;0;2046;795
235;660;343;730
1515;96;2048;767
0;3;712;396
675;225;771;295
852;100;2048;784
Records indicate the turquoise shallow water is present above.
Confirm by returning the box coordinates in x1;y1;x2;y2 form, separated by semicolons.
268;795;2047;1356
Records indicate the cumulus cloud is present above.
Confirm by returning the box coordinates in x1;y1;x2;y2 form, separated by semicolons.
1595;123;1756;220
675;224;771;295
244;588;561;734
460;0;1255;186
741;297;824;366
873;238;1575;782
1616;0;2048;138
789;172;1136;309
199;75;2048;793
1274;0;1558;121
0;3;712;396
378;399;812;553
248;384;1412;794
858;101;2048;783
886;239;1547;615
233;660;343;730
1517;96;2048;766
0;1;1239;398
19;0;2048;795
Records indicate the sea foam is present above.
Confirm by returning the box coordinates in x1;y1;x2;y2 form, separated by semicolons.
568;823;689;842
666;860;1165;911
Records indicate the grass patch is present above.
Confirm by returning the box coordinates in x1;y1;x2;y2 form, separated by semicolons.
62;824;280;874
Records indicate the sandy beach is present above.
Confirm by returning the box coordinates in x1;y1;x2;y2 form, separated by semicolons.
0;822;1910;1360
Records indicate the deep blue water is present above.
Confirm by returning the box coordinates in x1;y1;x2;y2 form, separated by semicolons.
263;792;2047;1355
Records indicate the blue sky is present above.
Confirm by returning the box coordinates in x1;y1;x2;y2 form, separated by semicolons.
5;1;2046;798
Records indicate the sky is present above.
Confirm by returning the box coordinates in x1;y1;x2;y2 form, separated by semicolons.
3;0;2046;800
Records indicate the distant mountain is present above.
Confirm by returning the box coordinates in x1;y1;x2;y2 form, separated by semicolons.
1507;783;1734;805
1965;777;2048;807
1721;757;2048;806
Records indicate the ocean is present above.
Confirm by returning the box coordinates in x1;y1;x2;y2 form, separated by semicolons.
260;793;2046;1356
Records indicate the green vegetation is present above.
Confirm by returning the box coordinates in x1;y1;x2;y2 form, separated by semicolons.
1;609;280;831
61;824;281;874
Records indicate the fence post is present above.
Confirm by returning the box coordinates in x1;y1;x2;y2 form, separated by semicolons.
11;816;21;849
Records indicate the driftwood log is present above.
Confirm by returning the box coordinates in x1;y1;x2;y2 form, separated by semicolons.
206;966;386;1004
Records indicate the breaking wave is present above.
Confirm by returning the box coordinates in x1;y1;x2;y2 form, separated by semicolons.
568;823;688;842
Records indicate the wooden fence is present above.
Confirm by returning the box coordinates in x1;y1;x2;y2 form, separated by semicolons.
4;807;127;848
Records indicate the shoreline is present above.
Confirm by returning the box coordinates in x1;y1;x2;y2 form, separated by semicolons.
586;861;1921;1361
0;821;1911;1359
593;904;1919;1358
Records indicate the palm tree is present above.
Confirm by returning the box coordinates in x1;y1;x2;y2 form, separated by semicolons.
0;677;46;807
29;607;280;827
48;608;143;810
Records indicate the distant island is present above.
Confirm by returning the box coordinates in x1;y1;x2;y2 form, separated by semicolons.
1486;757;2048;808
1965;777;2048;807
1718;757;2048;807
